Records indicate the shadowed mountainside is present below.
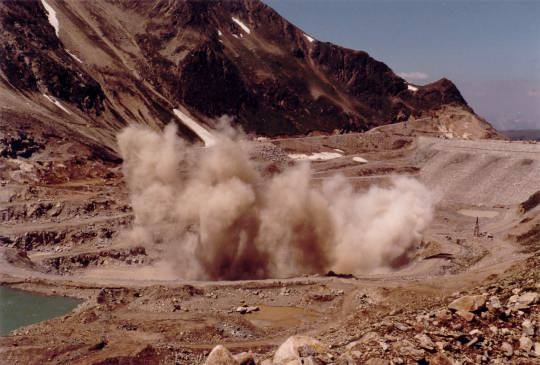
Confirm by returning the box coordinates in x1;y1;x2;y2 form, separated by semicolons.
0;0;501;159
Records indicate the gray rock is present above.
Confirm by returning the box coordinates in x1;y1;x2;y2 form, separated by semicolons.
509;292;538;309
236;305;259;314
519;336;533;352
394;322;410;331
448;295;486;312
273;335;328;364
361;331;382;342
501;342;513;357
233;351;256;365
280;287;290;296
414;333;434;351
455;310;475;321
394;340;425;359
522;319;535;336
435;341;449;351
434;309;451;321
519;292;538;305
507;294;519;305
204;345;239;365
466;337;479;347
488;296;501;310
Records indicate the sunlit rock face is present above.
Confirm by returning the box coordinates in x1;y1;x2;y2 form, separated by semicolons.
0;0;499;159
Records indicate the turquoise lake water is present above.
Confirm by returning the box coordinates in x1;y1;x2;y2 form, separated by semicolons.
0;286;81;336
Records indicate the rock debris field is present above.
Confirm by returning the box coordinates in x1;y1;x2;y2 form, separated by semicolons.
1;131;539;364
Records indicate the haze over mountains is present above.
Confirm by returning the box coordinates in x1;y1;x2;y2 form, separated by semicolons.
502;129;540;141
1;0;501;159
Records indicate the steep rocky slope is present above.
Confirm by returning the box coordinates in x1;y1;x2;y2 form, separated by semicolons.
1;0;500;159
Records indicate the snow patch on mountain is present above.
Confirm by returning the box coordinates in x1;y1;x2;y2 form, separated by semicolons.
232;17;251;34
43;94;72;115
173;109;216;147
288;152;342;161
40;0;59;37
304;34;314;43
352;156;368;163
408;84;418;92
66;50;83;63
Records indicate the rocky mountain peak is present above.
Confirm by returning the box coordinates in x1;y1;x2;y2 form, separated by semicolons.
0;0;501;159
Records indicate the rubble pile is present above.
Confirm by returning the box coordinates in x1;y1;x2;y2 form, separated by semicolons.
205;254;539;364
0;133;44;159
250;142;290;164
44;246;147;274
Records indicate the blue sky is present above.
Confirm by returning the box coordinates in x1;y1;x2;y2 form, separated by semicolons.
264;0;540;130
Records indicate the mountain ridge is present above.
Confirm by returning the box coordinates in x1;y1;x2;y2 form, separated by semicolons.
0;0;502;159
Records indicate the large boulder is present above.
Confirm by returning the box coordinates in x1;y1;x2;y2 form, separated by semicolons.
273;335;328;365
512;292;538;309
448;295;486;313
204;345;239;365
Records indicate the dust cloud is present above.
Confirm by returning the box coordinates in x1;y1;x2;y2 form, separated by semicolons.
117;123;434;280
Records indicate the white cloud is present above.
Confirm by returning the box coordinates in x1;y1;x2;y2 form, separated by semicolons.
527;89;540;97
398;72;429;81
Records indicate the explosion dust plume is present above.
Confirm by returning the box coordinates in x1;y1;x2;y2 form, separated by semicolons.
117;123;434;280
